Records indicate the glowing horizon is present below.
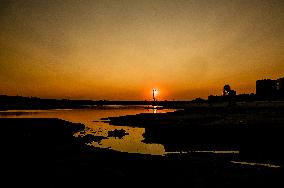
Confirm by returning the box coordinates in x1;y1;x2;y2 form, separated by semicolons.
1;0;284;100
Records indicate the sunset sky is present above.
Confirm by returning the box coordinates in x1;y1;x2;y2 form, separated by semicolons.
1;0;283;100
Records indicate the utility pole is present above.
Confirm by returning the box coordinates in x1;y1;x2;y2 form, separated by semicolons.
153;89;156;102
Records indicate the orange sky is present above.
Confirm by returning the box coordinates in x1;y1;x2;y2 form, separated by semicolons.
0;0;284;100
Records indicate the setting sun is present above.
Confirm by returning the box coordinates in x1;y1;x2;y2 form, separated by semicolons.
0;1;283;186
1;0;283;100
153;89;159;96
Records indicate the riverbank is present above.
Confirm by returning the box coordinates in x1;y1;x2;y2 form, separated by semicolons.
0;116;283;187
107;103;284;165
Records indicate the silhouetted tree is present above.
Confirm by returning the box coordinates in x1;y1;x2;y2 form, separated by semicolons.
222;84;236;107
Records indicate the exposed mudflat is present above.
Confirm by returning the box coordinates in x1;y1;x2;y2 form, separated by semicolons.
0;109;283;187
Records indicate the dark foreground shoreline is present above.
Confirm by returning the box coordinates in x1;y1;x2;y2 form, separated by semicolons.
109;105;284;168
0;117;283;187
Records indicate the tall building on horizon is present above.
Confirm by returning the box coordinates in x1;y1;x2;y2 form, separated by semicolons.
256;77;284;100
277;77;284;98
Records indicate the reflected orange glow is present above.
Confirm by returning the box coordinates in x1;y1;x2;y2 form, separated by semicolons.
0;108;175;155
153;108;157;114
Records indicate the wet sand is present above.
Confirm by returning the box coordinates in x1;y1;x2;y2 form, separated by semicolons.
0;116;283;187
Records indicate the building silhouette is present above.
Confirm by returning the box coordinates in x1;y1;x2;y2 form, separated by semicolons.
207;77;284;103
256;77;284;100
277;77;284;98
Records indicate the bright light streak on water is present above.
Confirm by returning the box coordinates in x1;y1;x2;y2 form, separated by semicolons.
231;161;281;168
165;150;239;155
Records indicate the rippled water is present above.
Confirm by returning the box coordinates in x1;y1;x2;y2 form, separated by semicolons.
0;106;175;155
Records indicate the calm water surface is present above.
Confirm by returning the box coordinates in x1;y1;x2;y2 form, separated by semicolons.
0;106;175;155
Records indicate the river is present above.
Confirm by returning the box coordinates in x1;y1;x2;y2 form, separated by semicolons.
0;106;175;155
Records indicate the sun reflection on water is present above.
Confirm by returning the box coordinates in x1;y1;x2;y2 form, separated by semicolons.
0;106;173;155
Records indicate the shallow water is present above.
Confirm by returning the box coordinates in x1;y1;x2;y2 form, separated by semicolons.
0;106;175;155
230;161;281;168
